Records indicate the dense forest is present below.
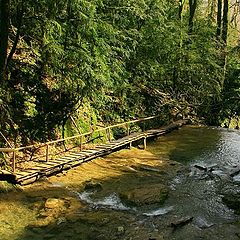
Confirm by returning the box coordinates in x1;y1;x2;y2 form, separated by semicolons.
0;0;240;146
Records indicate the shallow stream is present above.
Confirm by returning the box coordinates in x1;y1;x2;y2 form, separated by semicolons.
0;126;239;240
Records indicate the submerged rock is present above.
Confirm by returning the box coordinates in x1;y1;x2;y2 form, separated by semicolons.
116;226;125;235
120;184;169;206
233;174;240;182
194;164;207;171
45;198;65;209
170;216;193;229
194;216;214;229
230;168;240;178
222;193;240;214
148;233;164;240
56;217;67;225
84;181;103;191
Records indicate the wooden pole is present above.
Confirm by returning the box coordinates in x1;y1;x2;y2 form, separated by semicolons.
126;123;131;149
106;127;111;142
0;131;12;148
127;123;130;136
13;116;160;152
46;144;49;162
70;116;82;135
80;135;83;151
143;137;147;150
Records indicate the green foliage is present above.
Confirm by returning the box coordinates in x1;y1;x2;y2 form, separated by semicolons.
0;0;239;146
0;181;19;193
0;152;7;169
219;49;240;126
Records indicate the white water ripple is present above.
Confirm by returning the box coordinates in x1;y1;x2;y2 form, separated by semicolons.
233;174;240;182
78;191;131;211
143;206;174;216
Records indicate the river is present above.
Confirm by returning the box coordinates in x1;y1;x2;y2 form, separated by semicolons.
0;125;239;240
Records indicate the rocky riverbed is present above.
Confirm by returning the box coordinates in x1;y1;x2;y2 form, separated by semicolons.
0;126;239;240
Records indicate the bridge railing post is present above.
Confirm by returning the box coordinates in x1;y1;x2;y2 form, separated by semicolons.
3;115;161;172
126;123;130;136
12;149;16;173
46;144;49;162
143;136;147;150
106;127;111;142
126;123;132;149
80;135;83;151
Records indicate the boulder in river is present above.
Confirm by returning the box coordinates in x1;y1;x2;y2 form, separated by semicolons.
120;184;169;206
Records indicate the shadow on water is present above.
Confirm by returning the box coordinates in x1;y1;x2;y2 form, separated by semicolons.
0;126;240;240
147;126;223;164
0;148;183;240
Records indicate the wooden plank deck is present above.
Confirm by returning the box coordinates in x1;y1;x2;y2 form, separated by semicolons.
0;120;188;185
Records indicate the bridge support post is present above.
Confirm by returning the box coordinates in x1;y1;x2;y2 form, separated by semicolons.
144;137;147;150
129;141;132;149
126;123;130;136
80;135;83;151
106;127;111;142
46;145;49;162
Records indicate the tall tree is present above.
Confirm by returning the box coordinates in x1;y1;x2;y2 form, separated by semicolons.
189;0;197;33
0;0;10;83
217;0;222;36
7;0;24;68
222;0;229;43
179;0;185;20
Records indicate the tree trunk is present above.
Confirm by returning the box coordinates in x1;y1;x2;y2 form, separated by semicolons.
0;0;10;83
189;0;197;33
174;0;186;97
222;0;229;43
209;0;217;22
179;0;185;20
7;0;24;68
216;0;222;36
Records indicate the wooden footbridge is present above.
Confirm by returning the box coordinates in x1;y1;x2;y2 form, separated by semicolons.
0;117;188;185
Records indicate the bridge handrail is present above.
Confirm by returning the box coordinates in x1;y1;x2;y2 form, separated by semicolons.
3;115;159;152
0;115;160;172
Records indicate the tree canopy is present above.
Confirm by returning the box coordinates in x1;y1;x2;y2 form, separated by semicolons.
0;0;239;145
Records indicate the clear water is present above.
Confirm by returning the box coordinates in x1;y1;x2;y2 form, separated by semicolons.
145;126;240;239
0;126;239;240
76;126;240;239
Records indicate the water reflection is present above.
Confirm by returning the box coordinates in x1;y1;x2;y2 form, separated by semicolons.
147;126;240;238
0;126;239;240
148;126;223;163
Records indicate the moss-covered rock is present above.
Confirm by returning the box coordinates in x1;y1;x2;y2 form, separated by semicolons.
0;181;19;193
119;183;169;206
